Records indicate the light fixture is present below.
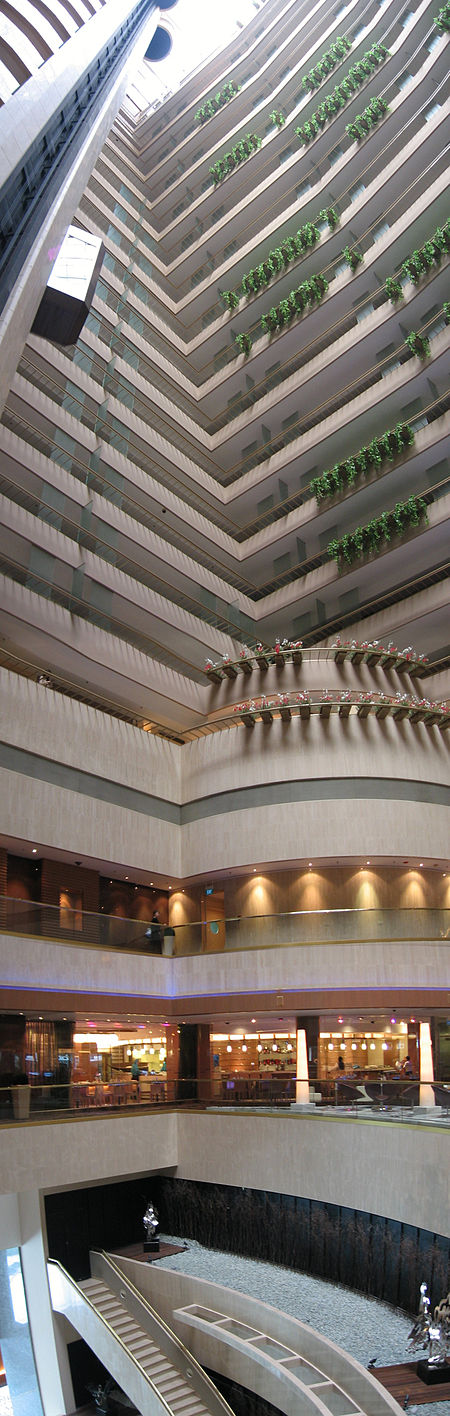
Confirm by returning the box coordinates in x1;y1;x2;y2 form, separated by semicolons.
338;1016;344;1024
257;1043;262;1053
242;1044;247;1053
351;1042;357;1051
32;848;37;854
370;1042;376;1051
361;1042;367;1050
391;1016;396;1024
287;1043;293;1052
226;1044;232;1053
382;1042;388;1051
328;1043;334;1052
272;1043;278;1052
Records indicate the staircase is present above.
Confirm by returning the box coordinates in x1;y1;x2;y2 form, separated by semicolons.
48;1252;235;1416
80;1277;211;1415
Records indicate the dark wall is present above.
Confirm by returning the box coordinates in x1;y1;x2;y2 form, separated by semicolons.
206;1367;284;1416
45;1174;450;1314
156;1177;450;1315
45;1176;158;1279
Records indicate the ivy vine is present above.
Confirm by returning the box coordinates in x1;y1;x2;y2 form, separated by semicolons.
346;95;389;141
295;43;389;144
195;81;241;125
301;36;352;92
210;132;261;185
235;331;252;357
405;330;430;359
310;423;415;504
434;1;450;30
343;245;364;272
221;210;339;313
261;273;328;335
328;496;428;567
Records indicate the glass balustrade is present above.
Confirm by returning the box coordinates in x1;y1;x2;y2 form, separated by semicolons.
0;896;448;956
1;1074;449;1123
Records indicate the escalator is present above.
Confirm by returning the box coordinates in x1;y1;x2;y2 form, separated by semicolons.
48;1250;235;1416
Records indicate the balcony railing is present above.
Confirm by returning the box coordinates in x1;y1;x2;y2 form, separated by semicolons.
1;896;448;956
1;1074;449;1125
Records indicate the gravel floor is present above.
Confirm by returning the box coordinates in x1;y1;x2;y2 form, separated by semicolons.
158;1235;449;1416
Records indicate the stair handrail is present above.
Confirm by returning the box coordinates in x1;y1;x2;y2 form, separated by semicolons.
90;1249;236;1415
47;1257;173;1415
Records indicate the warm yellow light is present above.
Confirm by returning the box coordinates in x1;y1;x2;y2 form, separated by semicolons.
74;1033;119;1049
296;1029;309;1104
419;1022;435;1106
226;1044;232;1053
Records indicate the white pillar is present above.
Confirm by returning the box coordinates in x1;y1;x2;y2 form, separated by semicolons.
419;1021;435;1107
17;1190;75;1416
296;1029;310;1104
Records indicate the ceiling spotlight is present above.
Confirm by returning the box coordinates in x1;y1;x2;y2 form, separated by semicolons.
32;848;37;854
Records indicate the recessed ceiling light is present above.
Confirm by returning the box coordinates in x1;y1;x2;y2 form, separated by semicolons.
32;848;37;854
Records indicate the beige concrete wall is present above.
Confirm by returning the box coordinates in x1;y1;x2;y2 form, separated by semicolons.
182;708;450;800
0;669;182;801
180;799;449;878
0;931;173;997
0;1110;178;1195
174;1110;450;1237
1;933;447;1004
0;1110;447;1239
0;668;448;878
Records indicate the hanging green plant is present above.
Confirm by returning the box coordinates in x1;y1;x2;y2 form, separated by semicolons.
328;495;428;567
319;206;340;230
210;132;261;185
261;272;328;336
310;423;415;504
221;289;240;312
346;95;389;141
301;35;352;92
195;81;241;125
296;44;389;144
270;110;286;127
434;1;450;30
443;301;450;323
343;245;364;273
405;330;431;359
399;220;450;286
385;276;404;303
235;331;252;357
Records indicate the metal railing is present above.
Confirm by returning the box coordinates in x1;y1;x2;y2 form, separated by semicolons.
2;1074;449;1124
1;896;449;956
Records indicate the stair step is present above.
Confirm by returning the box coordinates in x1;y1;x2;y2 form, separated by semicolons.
78;1271;222;1416
171;1400;207;1416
